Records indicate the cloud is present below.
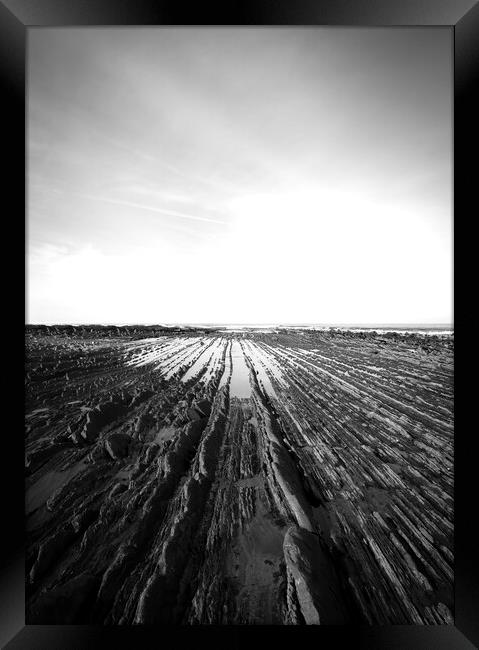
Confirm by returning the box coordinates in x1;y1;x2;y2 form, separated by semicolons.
27;28;452;324
74;193;227;225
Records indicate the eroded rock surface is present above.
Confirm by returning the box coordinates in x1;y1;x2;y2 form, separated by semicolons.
25;326;453;624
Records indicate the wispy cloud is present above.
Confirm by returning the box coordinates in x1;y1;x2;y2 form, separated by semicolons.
77;193;227;225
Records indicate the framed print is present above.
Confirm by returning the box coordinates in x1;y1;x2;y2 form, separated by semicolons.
1;0;478;648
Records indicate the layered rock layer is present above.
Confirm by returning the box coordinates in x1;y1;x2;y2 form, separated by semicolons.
25;327;453;624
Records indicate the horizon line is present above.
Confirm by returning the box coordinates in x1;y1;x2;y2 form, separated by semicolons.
25;321;454;328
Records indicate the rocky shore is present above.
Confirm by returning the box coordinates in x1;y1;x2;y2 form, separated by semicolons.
25;327;454;624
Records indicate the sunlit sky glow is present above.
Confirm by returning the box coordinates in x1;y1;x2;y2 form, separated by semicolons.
28;28;452;325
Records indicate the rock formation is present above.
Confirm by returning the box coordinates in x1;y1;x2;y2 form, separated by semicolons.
25;327;453;624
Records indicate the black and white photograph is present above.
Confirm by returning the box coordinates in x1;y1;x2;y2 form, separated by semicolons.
25;26;454;626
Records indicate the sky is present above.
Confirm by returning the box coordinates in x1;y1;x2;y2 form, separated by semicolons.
27;28;452;325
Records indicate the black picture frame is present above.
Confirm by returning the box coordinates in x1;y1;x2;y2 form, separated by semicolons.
2;0;478;648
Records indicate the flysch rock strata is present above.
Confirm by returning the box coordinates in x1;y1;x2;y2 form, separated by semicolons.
25;325;453;624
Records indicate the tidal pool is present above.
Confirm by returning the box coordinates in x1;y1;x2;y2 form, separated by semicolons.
229;341;252;398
